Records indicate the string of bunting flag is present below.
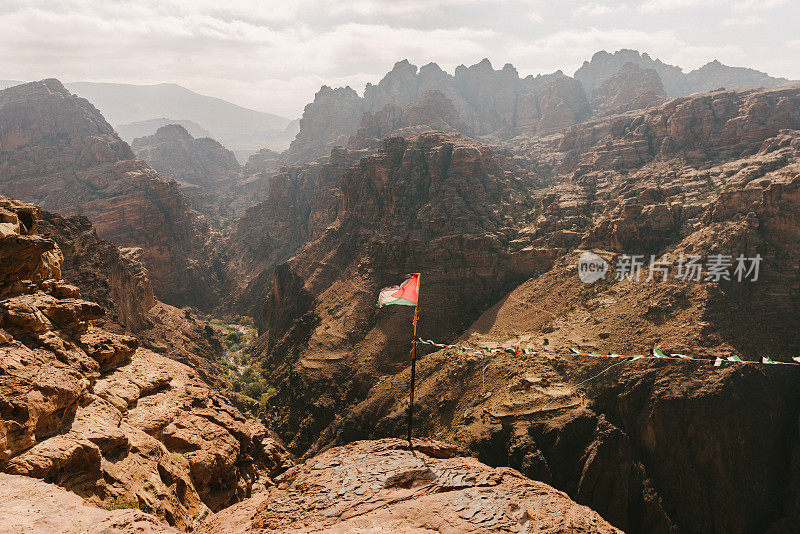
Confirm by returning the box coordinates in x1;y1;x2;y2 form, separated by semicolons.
415;338;800;367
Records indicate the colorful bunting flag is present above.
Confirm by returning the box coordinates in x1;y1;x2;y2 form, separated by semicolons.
412;338;799;367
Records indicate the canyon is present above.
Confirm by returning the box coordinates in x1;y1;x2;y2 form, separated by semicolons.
1;48;799;533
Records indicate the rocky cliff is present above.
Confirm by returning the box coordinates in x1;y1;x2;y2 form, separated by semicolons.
131;125;243;221
238;86;800;533
0;80;216;309
575;49;793;98
247;133;556;455
285;59;589;164
200;439;621;533
590;62;667;116
218;146;364;320
0;196;295;531
36;211;227;382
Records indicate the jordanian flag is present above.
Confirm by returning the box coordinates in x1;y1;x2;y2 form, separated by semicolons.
378;273;420;307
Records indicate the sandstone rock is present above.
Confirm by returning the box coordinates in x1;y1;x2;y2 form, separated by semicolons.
0;80;215;310
199;439;621;533
0;194;295;531
249;133;552;454
0;472;178;534
285;85;364;164
574;48;792;98
287;60;589;164
131;124;243;221
37;210;224;375
590;62;667;116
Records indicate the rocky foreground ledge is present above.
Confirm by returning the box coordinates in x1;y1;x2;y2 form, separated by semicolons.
200;438;621;533
0;438;621;533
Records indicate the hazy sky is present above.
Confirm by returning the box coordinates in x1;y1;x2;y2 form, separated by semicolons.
1;0;798;118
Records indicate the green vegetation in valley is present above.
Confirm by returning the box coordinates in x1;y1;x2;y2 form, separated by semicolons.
208;316;276;415
104;498;139;510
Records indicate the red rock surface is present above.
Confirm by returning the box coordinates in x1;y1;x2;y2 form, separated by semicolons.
0;472;178;533
228;86;800;533
0;79;215;309
199;439;621;534
0;196;295;531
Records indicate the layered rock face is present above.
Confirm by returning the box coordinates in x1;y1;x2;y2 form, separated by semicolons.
218;146;364;320
285;59;589;163
249;133;555;454
575;48;793;97
590;62;667;116
350;89;474;150
36;211;226;380
247;86;800;533
285;85;364;163
0;196;294;531
0;80;215;309
131;125;243;221
200;439;621;533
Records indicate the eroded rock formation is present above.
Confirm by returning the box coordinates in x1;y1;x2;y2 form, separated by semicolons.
285;59;589;164
590;62;667;116
200;439;621;533
0;196;294;531
131;125;243;221
575;48;793;97
0;79;215;309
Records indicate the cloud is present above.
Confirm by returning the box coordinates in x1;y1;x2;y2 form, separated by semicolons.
0;0;795;116
637;0;719;14
731;0;787;11
720;16;765;26
0;3;498;116
528;11;544;22
572;3;627;17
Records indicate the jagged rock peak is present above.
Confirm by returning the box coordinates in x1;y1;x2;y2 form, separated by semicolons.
151;123;194;139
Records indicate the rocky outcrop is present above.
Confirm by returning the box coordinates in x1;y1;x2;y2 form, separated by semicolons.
36;211;226;380
0;473;178;533
218;146;364;319
575;48;793;98
0;79;215;310
0;196;295;531
242;147;282;175
547;86;800;177
131;125;242;221
251;133;553;454
590;62;667;116
199;439;621;533
350;90;474;149
286;60;589;163
284;85;364;164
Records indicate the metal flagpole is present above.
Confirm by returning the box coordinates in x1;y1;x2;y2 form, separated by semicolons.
407;275;420;448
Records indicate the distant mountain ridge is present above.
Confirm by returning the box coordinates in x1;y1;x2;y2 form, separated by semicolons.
574;49;795;96
1;79;294;159
116;117;211;142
